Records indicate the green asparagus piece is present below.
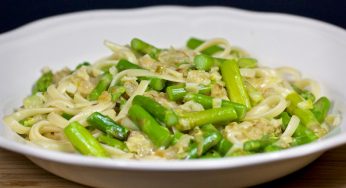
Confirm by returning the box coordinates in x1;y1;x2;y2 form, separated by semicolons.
238;58;258;68
194;54;215;71
176;106;238;131
75;62;91;70
115;59;166;91
64;121;108;157
291;84;316;102
264;145;283;152
87;112;129;140
166;84;211;101
128;104;172;148
221;60;251;109
88;73;113;101
116;59;142;72
243;136;278;153
130;38;161;59
279;111;291;130
186;38;223;55
62;113;74;120
186;124;223;159
243;140;262;152
215;138;233;156
201;150;222;159
97;134;128;151
166;84;187;101
312;97;331;123
171;131;184;145
291;135;317;146
286;92;320;131
145;77;166;91
133;95;178;127
32;71;54;94
109;86;126;102
183;93;247;120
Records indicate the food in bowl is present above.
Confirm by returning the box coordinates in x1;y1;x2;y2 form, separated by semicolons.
2;37;340;160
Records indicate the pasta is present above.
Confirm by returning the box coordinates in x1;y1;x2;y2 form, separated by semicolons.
2;37;340;160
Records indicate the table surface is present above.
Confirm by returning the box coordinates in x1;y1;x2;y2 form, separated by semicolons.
0;145;346;188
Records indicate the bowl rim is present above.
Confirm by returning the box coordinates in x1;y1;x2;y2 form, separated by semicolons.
0;5;346;171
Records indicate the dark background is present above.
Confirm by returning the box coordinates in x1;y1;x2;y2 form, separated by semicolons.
1;0;346;34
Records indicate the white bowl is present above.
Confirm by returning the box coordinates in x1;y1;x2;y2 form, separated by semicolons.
0;6;345;188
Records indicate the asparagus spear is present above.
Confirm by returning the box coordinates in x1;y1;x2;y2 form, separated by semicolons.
64;121;108;157
171;131;184;145
264;145;283;152
186;124;223;159
97;134;128;151
128;104;172;148
183;93;247;120
215;138;233;156
166;84;211;101
237;58;258;68
133;95;178;127
194;54;215;71
291;84;315;102
87;112;129;140
116;59;142;72
286;92;320;131
201;150;222;159
108;86;126;102
221;60;251;109
186;37;223;55
32;71;54;94
116;59;166;91
130;38;161;59
243;136;278;153
311;97;331;123
280;111;318;145
88;73;113;101
75;62;91;70
176;106;238;131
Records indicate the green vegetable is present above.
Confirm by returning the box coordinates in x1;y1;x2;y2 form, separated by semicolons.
312;97;331;123
87;112;129;140
171;131;184;145
264;145;283;152
128;104;172;148
291;84;316;102
221;60;251;109
201;150;221;159
64;121;108;157
133;95;178;127
62;113;74;120
32;71;53;94
166;84;211;101
88;73;113;101
186;124;223;159
176;106;238;131
130;38;161;59
194;54;215;71
97;134;128;151
215;138;233;156
109;86;126;102
243;136;278;153
116;59;142;72
186;37;223;55
238;58;258;68
75;62;91;70
183;93;247;120
286;92;320;132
